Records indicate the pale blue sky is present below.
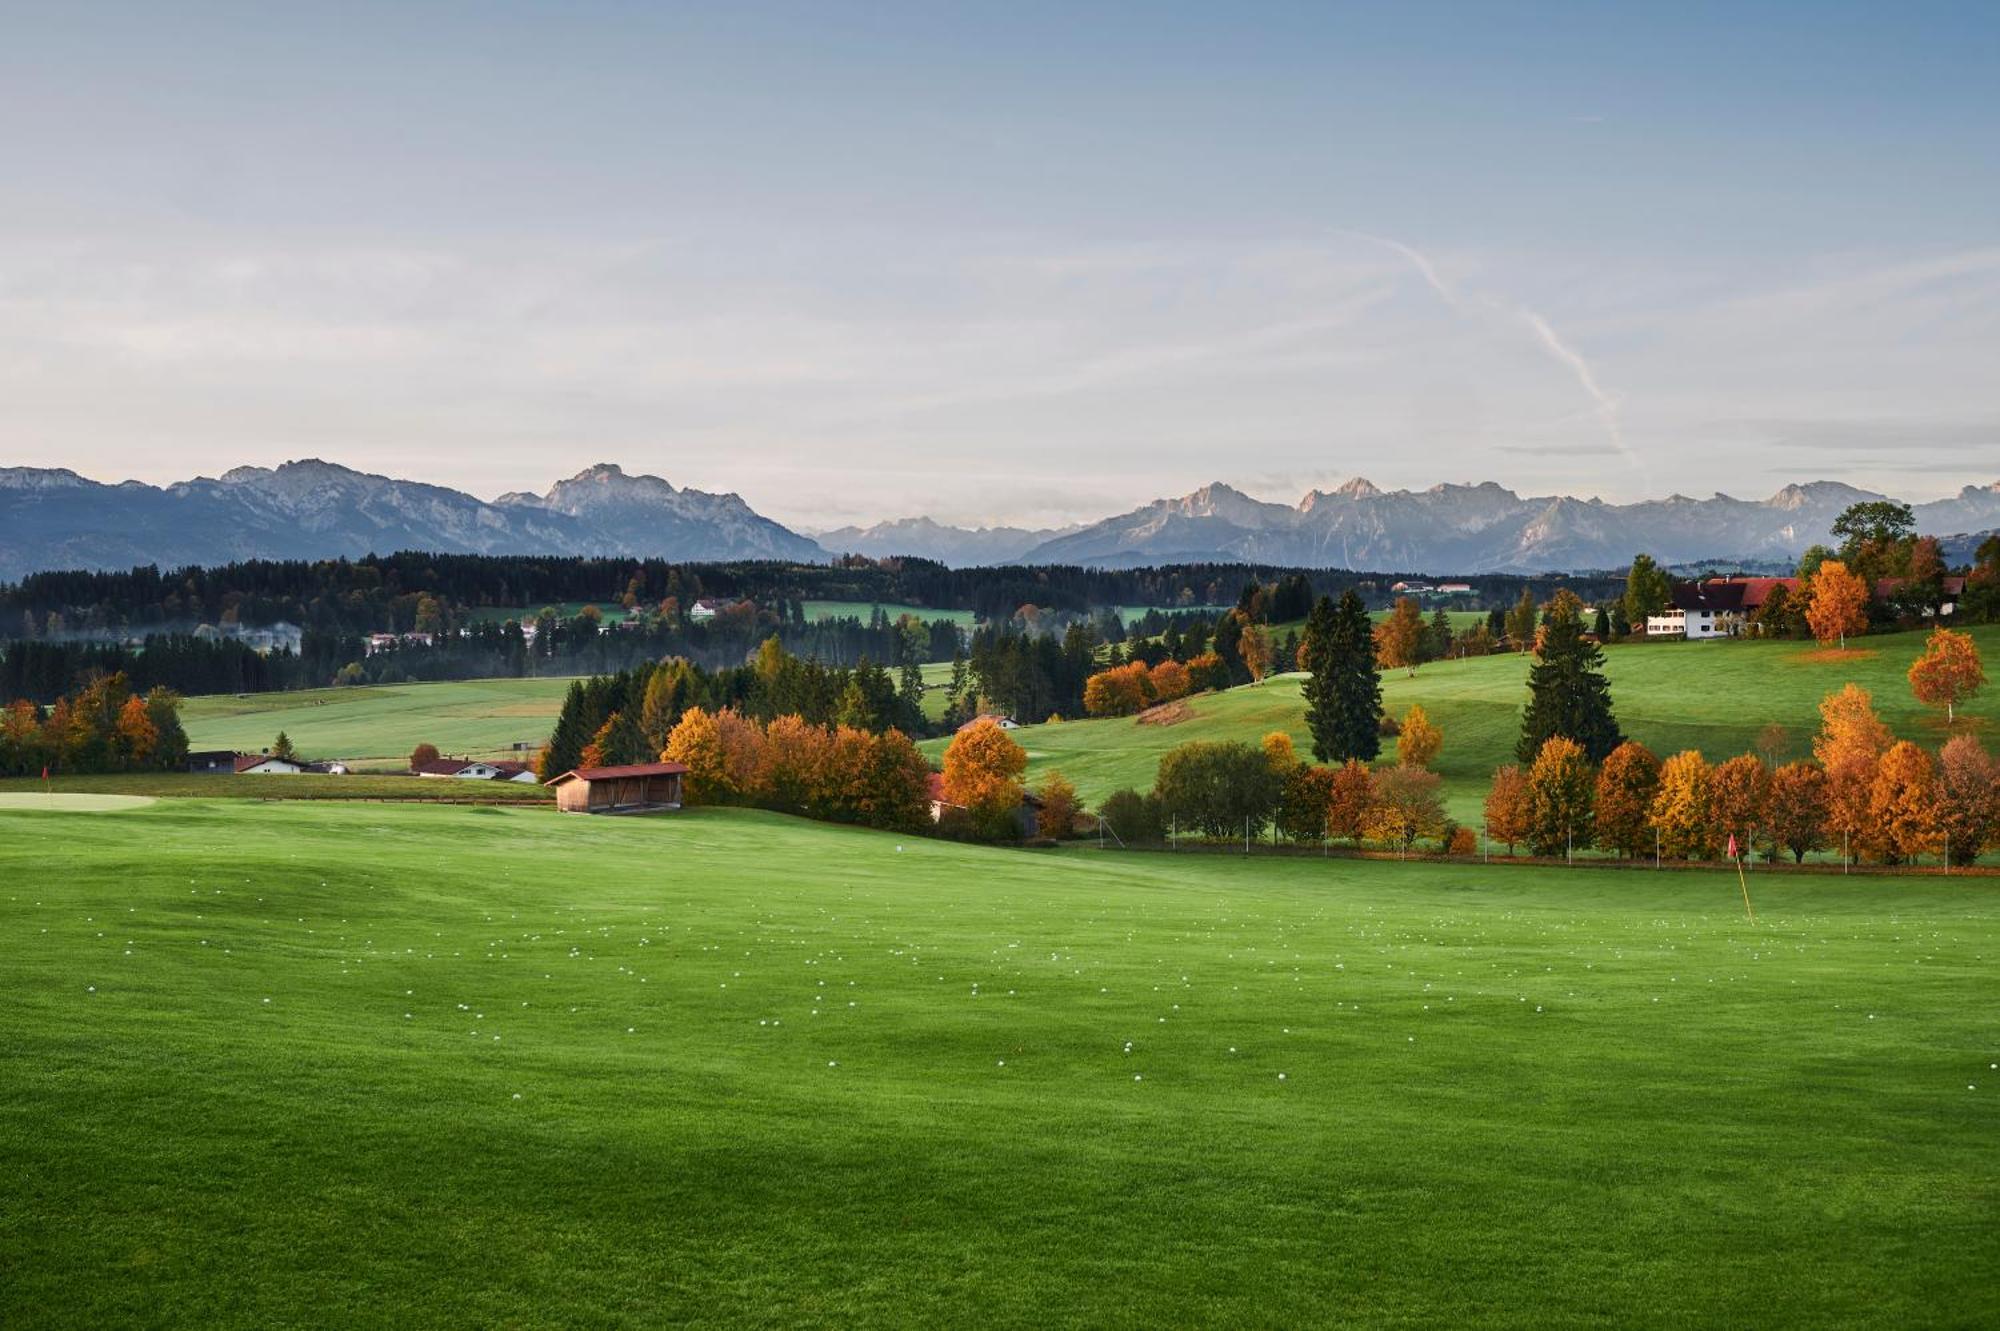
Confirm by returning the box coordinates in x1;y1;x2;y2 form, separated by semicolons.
2;2;1995;525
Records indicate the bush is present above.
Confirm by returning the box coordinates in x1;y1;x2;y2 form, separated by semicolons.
1099;787;1165;844
1446;826;1477;856
1154;740;1281;839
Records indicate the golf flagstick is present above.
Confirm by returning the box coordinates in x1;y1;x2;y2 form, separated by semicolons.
1729;833;1755;924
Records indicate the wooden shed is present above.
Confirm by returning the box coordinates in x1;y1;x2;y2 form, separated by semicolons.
545;761;688;814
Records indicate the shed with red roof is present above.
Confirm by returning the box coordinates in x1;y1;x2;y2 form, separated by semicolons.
544;761;688;814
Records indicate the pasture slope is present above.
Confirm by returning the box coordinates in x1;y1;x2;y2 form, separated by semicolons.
1;800;1995;1327
180;677;576;768
937;626;2000;825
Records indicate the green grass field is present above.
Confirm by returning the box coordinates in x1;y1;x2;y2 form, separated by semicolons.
802;599;977;628
1;801;1994;1326
0;771;552;803
936;627;2000;828
181;677;577;768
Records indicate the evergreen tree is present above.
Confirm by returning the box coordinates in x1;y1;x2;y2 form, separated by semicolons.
1425;607;1454;661
540;679;594;777
1622;553;1671;628
1517;599;1622;763
1301;592;1381;763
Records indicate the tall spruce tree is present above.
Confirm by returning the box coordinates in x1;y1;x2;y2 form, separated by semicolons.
1517;599;1622;763
1301;591;1381;762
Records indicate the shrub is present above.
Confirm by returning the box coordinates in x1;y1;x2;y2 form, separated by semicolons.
1098;787;1165;844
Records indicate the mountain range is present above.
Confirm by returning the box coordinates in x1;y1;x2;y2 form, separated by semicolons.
2;458;1997;581
0;460;821;581
992;477;2000;574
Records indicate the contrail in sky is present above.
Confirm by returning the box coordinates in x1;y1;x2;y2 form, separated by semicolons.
1518;307;1629;462
1350;230;1637;470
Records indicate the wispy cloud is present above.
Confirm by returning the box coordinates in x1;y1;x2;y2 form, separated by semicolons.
1351;230;1638;476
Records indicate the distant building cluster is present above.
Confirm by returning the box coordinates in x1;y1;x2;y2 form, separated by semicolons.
1645;575;1967;640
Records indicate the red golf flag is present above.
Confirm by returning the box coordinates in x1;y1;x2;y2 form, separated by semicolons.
1726;833;1739;860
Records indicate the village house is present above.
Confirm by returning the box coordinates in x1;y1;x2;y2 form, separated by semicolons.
1646;582;1748;639
1646;573;1969;640
364;631;436;656
545;761;688;814
233;753;312;775
956;713;1021;733
413;758;538;783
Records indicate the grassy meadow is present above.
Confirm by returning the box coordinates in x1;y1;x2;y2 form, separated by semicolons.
938;626;2000;827
802;599;977;628
180;677;576;768
2;800;1995;1327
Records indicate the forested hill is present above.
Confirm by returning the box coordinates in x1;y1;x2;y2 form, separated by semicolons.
1;552;1624;638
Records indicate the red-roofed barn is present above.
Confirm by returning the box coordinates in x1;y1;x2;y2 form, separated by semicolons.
545;762;688;814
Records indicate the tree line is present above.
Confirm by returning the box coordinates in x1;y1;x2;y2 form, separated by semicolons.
0;674;190;777
3;549;1624;645
536;638;941;781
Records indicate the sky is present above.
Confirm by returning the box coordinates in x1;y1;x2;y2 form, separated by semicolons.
1;1;1996;529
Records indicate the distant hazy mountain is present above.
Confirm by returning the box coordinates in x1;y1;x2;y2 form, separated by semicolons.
5;458;1998;580
494;462;824;562
0;459;824;580
811;515;1076;565
1013;477;2000;574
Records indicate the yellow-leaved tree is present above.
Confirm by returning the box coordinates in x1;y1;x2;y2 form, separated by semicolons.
1649;750;1716;860
1396;704;1442;769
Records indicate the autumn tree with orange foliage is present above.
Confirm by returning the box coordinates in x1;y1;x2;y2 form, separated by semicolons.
1483;763;1532;854
1866;740;1941;864
1324;759;1378;845
758;713;831;813
1767;761;1829;863
1374;597;1426;675
1908;627;1984;723
1710;754;1772;857
1241;623;1274;683
1083;662;1154;717
1148;659;1192;703
1938;735;2000;868
1813;683;1893;862
942;716;1029;837
115;695;159;765
1649;750;1717;860
1034;771;1081;839
1592;741;1661;858
1276;764;1336;844
1396;704;1442;768
1805;559;1870;648
1261;731;1299;774
809;724;931;832
1366;764;1447;855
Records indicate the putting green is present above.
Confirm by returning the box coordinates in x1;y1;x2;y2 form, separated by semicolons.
0;793;156;812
